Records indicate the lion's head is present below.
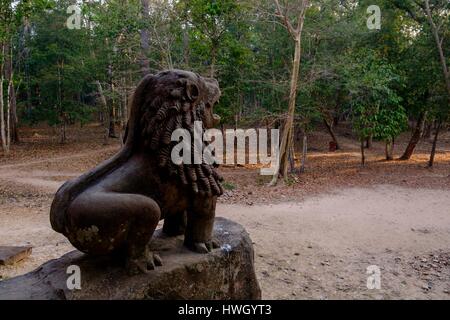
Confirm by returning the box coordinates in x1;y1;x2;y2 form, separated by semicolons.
127;69;223;196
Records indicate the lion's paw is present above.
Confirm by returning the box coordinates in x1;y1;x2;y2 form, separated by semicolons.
206;239;220;251
187;239;220;254
126;253;163;275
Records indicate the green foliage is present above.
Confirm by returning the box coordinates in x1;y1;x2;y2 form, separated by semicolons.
374;106;408;142
346;50;407;141
24;0;94;125
2;0;447;148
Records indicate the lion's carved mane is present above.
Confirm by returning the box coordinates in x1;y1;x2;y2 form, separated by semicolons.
138;72;224;196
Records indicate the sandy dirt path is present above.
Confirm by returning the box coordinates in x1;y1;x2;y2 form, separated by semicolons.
0;146;119;170
218;185;450;299
1;178;449;299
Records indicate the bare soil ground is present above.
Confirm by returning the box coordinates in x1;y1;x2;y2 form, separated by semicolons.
0;123;449;299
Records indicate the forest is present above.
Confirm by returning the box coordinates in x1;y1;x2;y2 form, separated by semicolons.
0;0;448;171
0;0;449;300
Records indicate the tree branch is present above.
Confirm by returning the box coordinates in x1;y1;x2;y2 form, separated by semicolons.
273;0;296;38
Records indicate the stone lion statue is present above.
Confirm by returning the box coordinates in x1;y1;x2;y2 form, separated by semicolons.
50;70;223;274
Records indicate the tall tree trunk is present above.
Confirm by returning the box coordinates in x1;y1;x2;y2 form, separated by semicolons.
323;118;340;150
333;116;339;127
270;0;308;185
122;76;128;125
20;16;32;117
183;21;190;67
6;77;11;150
119;76;127;146
282;35;301;178
57;60;65;144
270;36;300;185
60;119;66;144
209;43;218;78
0;43;9;154
423;122;432;139
96;80;108;125
140;0;151;76
9;83;18;143
109;82;117;139
0;59;6;154
385;138;394;161
360;139;365;166
270;33;304;184
4;41;18;143
109;104;116;138
399;112;427;160
365;135;373;149
107;61;116;138
288;144;295;172
300;133;307;173
428;120;442;168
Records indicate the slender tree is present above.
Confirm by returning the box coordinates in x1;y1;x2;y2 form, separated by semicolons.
270;0;309;185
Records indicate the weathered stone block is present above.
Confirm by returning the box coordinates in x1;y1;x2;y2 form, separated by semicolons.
0;246;32;266
0;218;260;300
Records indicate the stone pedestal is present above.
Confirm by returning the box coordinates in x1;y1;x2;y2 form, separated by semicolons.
0;218;261;300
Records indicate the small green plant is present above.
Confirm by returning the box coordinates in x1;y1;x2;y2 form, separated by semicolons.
285;175;299;187
222;181;236;191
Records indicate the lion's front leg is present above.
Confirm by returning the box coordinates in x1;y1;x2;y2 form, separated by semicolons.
163;211;186;237
184;195;220;253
